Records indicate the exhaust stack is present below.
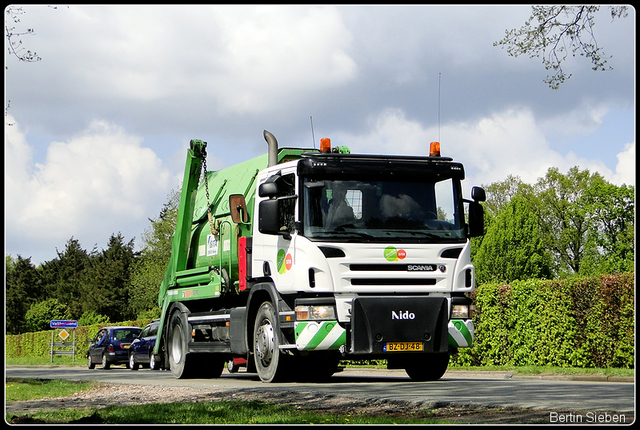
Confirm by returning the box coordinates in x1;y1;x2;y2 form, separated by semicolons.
263;130;278;167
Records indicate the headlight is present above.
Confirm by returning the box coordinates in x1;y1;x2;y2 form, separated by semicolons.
295;305;336;321
451;304;474;319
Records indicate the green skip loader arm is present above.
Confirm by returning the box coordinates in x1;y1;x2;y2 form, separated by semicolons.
153;139;207;356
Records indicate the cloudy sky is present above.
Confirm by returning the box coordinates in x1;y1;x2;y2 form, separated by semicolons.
5;5;635;265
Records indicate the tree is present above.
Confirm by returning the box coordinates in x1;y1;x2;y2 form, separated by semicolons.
129;189;180;317
84;233;138;322
533;167;597;277
6;255;42;334
475;167;634;282
494;5;629;89
582;178;634;274
4;6;41;62
39;237;94;319
24;298;71;333
474;194;553;284
481;174;531;217
77;310;110;326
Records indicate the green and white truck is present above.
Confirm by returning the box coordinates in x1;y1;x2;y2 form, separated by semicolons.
153;130;485;382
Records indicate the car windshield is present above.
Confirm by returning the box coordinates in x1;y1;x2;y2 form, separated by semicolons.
113;329;141;342
303;177;465;243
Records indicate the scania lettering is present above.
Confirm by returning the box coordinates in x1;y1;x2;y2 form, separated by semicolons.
407;264;436;271
152;131;485;382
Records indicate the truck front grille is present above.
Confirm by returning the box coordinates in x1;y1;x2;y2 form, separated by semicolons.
350;278;437;286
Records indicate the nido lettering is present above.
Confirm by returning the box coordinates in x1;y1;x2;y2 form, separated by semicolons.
392;310;415;320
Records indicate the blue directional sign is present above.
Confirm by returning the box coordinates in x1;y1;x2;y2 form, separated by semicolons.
50;320;78;328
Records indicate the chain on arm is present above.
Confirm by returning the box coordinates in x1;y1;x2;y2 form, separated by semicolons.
201;149;218;235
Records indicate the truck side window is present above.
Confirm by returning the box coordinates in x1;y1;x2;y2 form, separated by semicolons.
276;173;296;233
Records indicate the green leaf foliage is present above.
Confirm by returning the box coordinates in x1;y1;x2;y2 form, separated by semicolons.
474;195;553;284
77;310;110;326
452;273;634;368
24;299;72;333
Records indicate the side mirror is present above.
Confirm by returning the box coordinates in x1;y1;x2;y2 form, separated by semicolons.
471;186;486;202
258;199;281;235
468;202;484;238
229;194;249;223
259;182;278;198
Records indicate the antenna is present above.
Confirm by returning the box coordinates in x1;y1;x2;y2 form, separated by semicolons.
310;116;316;149
438;72;441;143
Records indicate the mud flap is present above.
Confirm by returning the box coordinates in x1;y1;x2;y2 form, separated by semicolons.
350;296;448;354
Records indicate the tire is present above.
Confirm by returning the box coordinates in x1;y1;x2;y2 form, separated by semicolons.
101;353;111;370
168;311;193;379
149;353;159;370
404;353;449;381
297;353;340;381
129;352;139;370
253;301;287;383
87;354;95;370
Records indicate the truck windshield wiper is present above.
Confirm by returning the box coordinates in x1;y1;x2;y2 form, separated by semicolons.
387;230;441;239
316;230;374;239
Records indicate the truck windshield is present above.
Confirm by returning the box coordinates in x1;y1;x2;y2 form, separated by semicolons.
302;177;465;243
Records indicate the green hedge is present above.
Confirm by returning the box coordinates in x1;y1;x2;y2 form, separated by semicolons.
453;273;634;368
5;319;153;362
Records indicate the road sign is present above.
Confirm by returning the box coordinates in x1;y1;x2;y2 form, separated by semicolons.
59;329;70;341
50;320;78;328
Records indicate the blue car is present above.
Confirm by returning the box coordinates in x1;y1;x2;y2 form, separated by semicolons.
129;321;162;370
87;326;142;370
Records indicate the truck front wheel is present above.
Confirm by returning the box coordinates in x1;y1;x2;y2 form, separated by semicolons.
404;352;450;381
253;301;287;383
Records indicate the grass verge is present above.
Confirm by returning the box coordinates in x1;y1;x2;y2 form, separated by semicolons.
6;379;101;401
18;401;440;424
5;379;437;424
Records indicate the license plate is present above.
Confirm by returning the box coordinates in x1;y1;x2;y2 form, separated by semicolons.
384;342;423;352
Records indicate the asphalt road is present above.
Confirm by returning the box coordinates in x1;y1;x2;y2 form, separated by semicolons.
6;364;635;418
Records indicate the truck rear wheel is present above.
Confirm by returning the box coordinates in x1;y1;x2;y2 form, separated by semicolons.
404;352;450;381
253;301;287;383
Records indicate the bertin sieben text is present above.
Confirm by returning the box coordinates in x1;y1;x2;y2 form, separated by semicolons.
549;411;627;423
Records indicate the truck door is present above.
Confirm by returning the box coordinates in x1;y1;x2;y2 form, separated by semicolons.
253;169;297;290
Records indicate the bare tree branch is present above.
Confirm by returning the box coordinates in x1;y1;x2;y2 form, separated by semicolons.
494;5;629;89
5;6;42;62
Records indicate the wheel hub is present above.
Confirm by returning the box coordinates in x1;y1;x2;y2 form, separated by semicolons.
171;326;183;364
255;323;275;363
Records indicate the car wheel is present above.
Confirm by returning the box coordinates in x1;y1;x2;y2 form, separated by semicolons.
101;353;111;370
87;354;95;370
227;359;239;373
129;352;139;370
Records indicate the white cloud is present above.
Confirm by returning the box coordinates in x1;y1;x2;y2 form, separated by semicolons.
611;142;635;186
35;5;356;114
5;115;174;261
334;108;633;193
200;6;358;113
540;104;610;139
